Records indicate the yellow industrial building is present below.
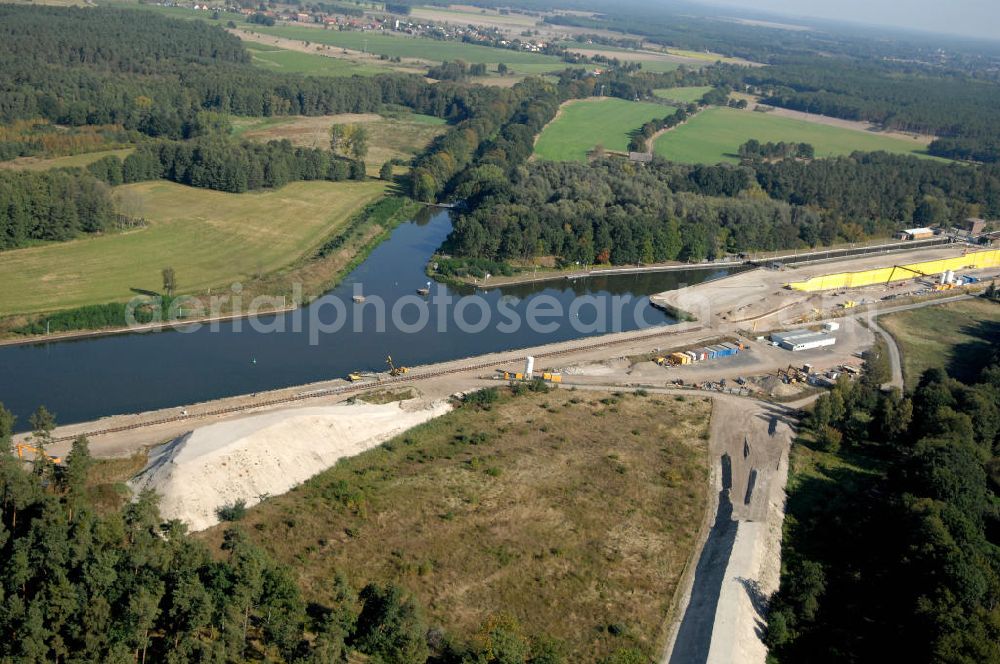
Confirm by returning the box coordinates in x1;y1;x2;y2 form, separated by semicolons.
785;249;1000;292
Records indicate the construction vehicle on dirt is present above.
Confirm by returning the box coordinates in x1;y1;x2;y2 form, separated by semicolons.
386;355;409;377
15;442;62;465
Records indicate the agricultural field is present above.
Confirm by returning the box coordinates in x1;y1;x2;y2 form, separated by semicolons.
879;297;1000;387
232;111;448;175
0;179;387;316
654;106;937;164
0;148;134;171
653;86;713;104
534;98;670;161
244;41;384;77
410;4;541;31
200;388;712;661
247;23;566;70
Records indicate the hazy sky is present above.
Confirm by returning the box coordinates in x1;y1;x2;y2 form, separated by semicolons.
701;0;1000;40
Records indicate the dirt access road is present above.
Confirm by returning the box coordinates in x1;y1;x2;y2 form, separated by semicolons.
662;394;795;664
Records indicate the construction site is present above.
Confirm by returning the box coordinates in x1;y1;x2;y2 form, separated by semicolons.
9;240;1000;664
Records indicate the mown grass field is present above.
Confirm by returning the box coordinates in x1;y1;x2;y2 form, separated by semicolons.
653;86;712;104
534;98;670;161
200;388;712;661
0;180;386;315
879;297;1000;387
654;106;937;164
232;111;447;175
244;41;384;77
248;23;565;69
0;148;134;171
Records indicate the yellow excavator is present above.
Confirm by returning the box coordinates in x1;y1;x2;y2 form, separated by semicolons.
386;355;409;377
14;442;62;465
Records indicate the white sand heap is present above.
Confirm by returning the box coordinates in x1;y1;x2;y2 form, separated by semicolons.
129;400;451;531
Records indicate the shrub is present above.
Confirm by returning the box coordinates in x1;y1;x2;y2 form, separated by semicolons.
216;499;247;521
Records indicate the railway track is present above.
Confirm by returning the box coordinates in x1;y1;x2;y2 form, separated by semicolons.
49;325;703;443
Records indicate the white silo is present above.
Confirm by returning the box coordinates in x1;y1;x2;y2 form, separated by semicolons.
525;356;535;378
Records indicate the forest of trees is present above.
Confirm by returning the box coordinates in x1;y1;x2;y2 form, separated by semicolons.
0;398;583;663
87;138;365;193
767;327;1000;663
0;169;114;250
0;6;483;142
443;153;1000;266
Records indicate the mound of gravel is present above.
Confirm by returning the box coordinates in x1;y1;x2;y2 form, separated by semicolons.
129;401;450;531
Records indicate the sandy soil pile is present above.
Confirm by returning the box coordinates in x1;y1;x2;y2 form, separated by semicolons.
130;401;450;531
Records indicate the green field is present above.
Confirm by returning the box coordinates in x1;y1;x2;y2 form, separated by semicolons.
653;86;712;104
0;180;386;316
248;23;565;69
534;98;670;161
231;111;447;175
244;41;383;77
879;298;1000;387
0;148;134;171
654;106;937;163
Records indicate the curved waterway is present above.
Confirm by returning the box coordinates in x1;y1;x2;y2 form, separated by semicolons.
0;209;732;428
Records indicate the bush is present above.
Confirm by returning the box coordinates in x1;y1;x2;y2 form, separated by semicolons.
216;499;247;521
463;388;499;409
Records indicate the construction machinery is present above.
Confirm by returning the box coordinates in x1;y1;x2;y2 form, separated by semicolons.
386;355;409;377
778;364;807;384
347;372;366;382
15;443;61;465
885;263;931;285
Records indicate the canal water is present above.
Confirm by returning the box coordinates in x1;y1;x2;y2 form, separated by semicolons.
0;209;730;429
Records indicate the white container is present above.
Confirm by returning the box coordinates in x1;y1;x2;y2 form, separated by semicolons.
823;321;841;332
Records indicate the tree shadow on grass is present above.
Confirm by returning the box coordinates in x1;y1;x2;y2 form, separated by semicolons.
945;317;1000;384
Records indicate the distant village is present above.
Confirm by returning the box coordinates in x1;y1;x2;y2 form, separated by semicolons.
154;1;560;56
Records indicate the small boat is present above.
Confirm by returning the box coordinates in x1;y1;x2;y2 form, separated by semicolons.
250;357;257;365
352;295;366;303
417;281;431;296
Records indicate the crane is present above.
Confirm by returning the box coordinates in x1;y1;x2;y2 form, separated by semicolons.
386;355;408;377
885;264;930;285
14;443;62;465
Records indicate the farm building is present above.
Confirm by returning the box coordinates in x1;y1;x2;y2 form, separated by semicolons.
771;330;837;352
896;227;936;240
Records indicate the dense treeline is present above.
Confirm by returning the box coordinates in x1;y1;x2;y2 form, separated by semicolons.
444;153;1000;265
88;138;365;193
767;333;1000;662
0;169;114;250
752;152;1000;227
629;105;697;153
0;5;477;140
738;139;814;161
0;398;576;663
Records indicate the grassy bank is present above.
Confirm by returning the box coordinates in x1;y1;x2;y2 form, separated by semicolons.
200;387;712;661
0;179;388;317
